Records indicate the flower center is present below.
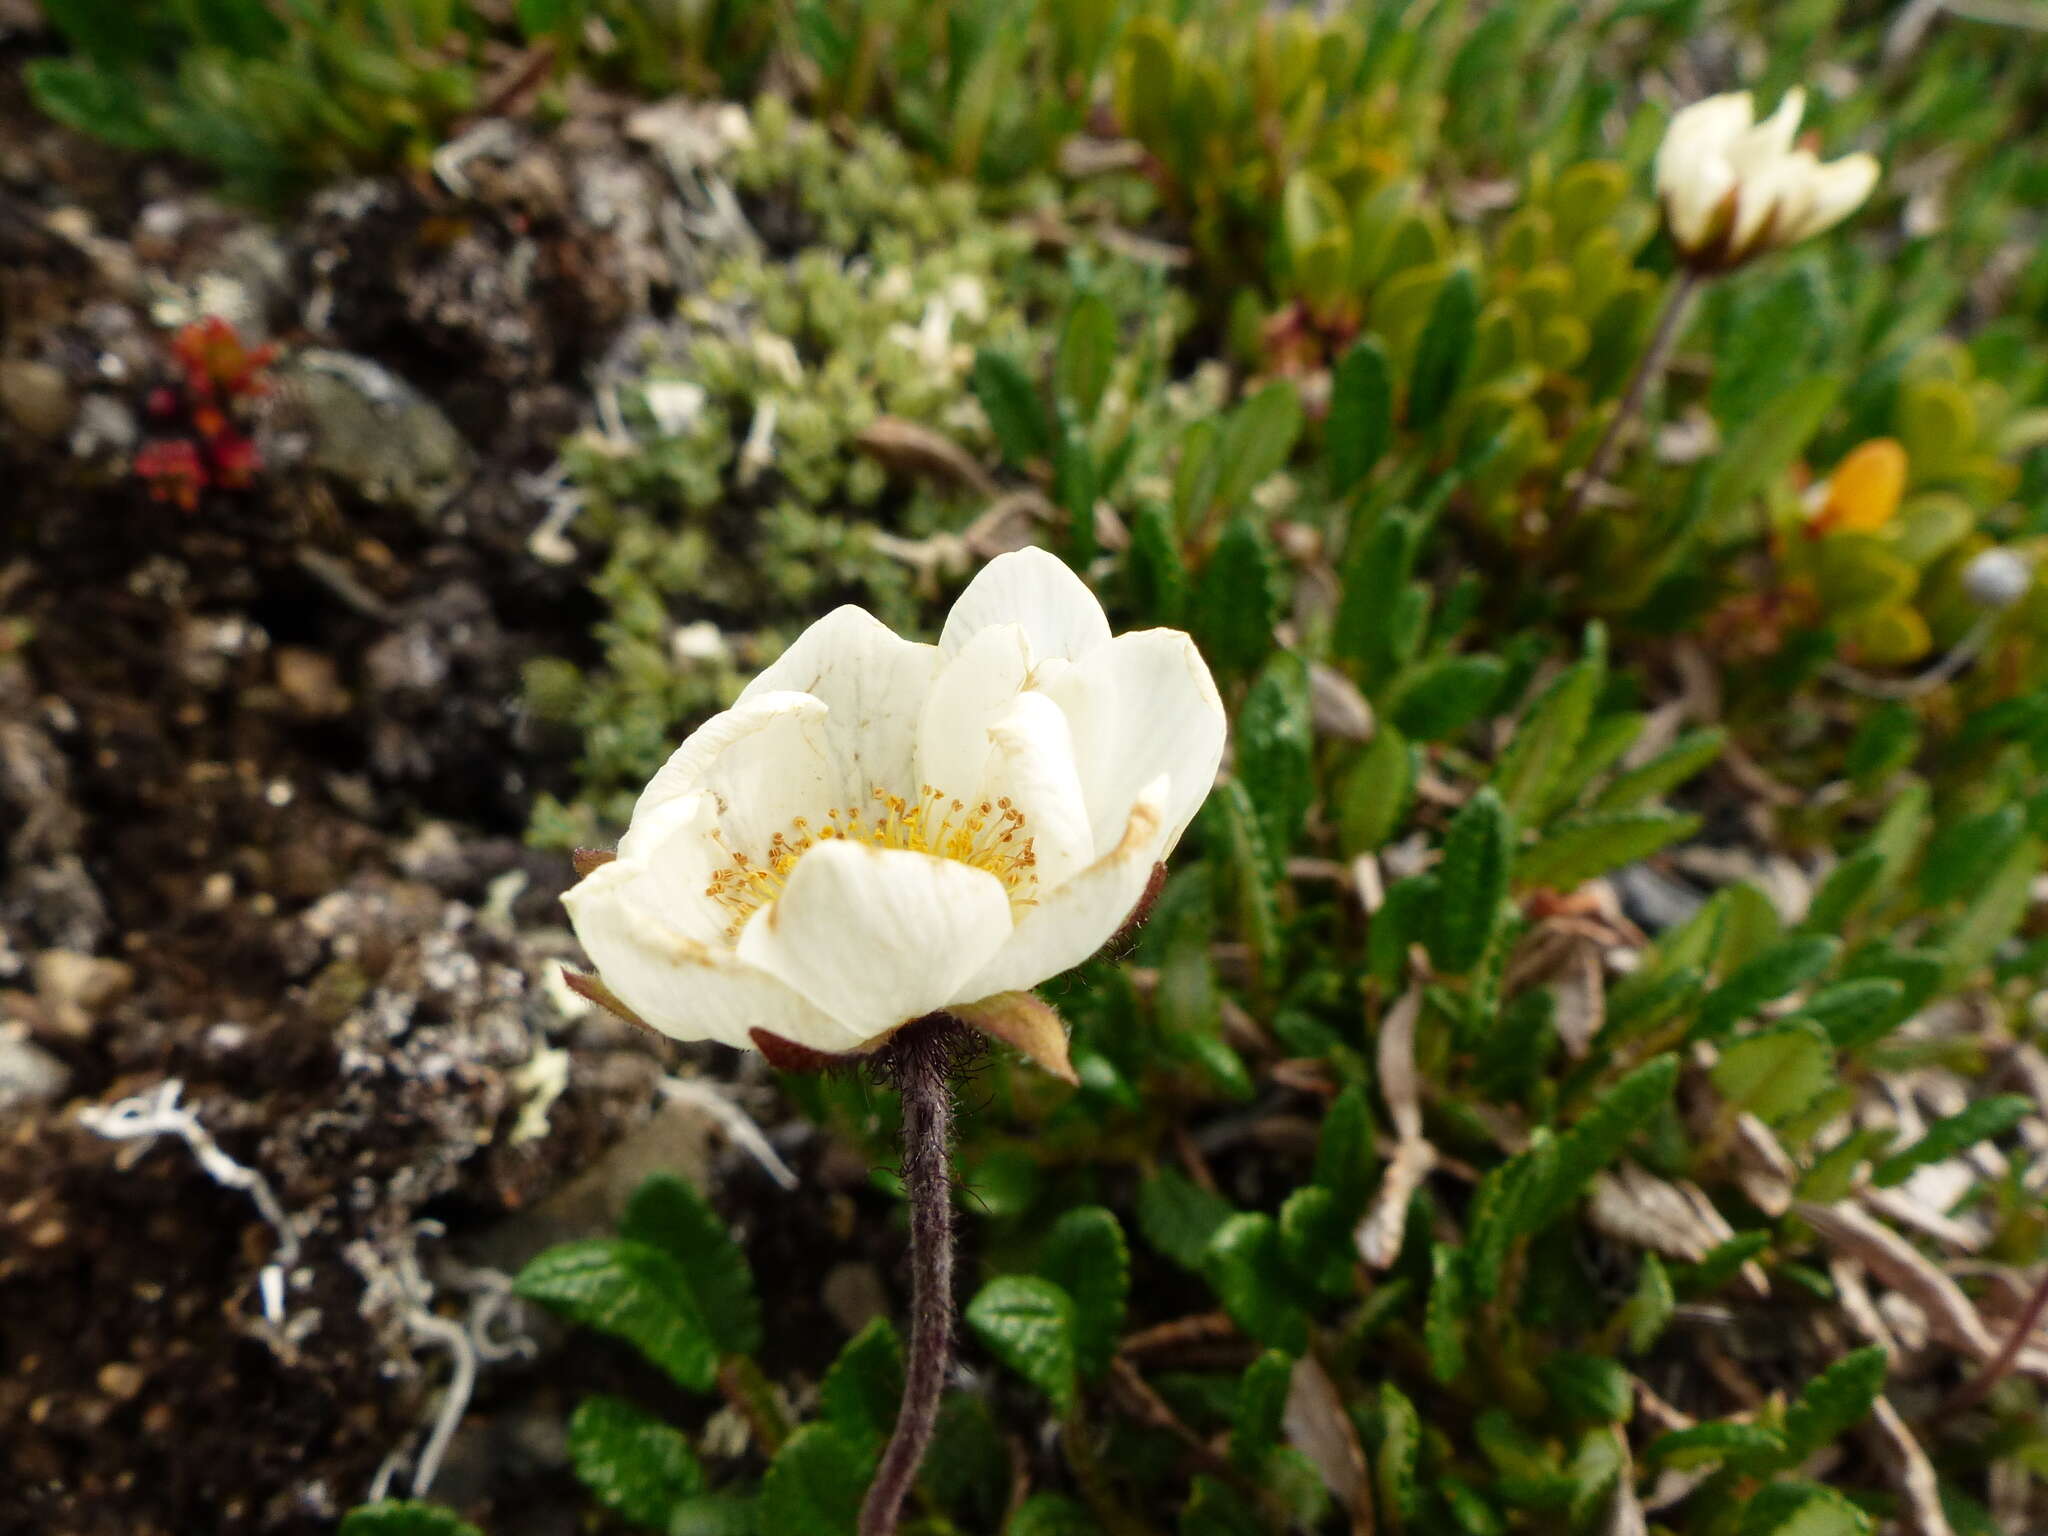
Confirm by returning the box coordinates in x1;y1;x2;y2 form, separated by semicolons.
704;785;1038;940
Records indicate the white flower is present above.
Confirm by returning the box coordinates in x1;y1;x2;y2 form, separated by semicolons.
1655;89;1879;270
1963;548;2032;610
563;549;1227;1066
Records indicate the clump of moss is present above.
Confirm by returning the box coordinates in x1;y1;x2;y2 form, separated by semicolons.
529;102;1189;841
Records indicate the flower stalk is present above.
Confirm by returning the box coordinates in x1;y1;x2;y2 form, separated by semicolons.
859;1016;963;1536
1557;266;1700;535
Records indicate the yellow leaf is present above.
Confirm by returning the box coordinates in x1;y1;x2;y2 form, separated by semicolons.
1815;439;1907;535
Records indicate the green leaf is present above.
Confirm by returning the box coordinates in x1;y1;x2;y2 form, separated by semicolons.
1710;1021;1836;1125
1425;1244;1467;1383
1780;1347;1888;1463
666;1496;758;1536
1801;976;1909;1050
1704;374;1842;533
1330;338;1394;492
1802;848;1886;935
1373;1382;1421;1530
966;1276;1078;1414
1429;788;1512;973
1592;727;1726;811
1053;422;1099;566
758;1423;867;1536
622;1174;761;1358
1314;1085;1378;1221
1054;292;1117;417
1127;501;1189;627
515;1239;720;1392
818;1318;903;1448
1181;1475;1265;1536
1210;780;1281;973
1194;516;1279;673
1204;1214;1310;1354
1691;936;1840;1044
25;60;159;150
1214;382;1304;512
1937;836;2040;979
1369;872;1436;990
1237;653;1315;860
1231;1349;1295;1468
1391;654;1507;740
516;0;574;33
1515;809;1700;891
1007;1494;1098;1536
1736;1481;1873;1536
1522;1056;1678;1233
1279;1185;1353;1298
339;1504;484;1536
1138;1167;1238;1271
1408;266;1479;431
1921;805;2026;905
1338;729;1414;862
1540;1353;1632;1424
1041;1207;1129;1381
1546;711;1645;816
971;349;1049;465
1845;702;1921;785
1334;511;1421;680
1646;1420;1787;1471
1493;651;1603;821
1623;1253;1674;1353
1874;1095;2033;1187
569;1395;704;1529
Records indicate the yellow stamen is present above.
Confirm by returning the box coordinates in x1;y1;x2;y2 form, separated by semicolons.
704;783;1037;939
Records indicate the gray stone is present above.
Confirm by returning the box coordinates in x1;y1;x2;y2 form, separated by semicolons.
274;350;475;519
0;360;76;441
0;1029;71;1114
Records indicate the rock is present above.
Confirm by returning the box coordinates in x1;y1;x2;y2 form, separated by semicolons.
273;646;350;718
31;950;134;1037
274;350;475;519
67;393;136;460
0;360;76;441
0;1029;70;1113
822;1261;889;1337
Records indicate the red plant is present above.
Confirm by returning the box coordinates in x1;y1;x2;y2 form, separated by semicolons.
134;317;277;511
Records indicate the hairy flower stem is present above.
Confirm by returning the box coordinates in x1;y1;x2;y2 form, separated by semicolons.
1949;1261;2048;1413
859;1016;961;1536
1556;267;1702;536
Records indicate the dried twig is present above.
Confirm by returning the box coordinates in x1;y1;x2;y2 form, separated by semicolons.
659;1075;801;1191
79;1080;300;1325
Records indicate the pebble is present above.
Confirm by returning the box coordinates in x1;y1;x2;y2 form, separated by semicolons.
0;1029;71;1113
32;949;134;1037
0;359;76;441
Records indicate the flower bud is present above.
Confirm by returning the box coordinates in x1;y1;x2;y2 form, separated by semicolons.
1962;548;2031;610
1655;89;1879;272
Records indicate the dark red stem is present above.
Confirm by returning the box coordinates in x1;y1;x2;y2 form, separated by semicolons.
858;1018;960;1536
1949;1263;2048;1414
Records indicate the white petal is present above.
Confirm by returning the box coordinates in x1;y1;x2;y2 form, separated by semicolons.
1778;152;1879;243
982;690;1094;890
735;839;1015;1041
954;779;1172;1002
630;690;832;827
612;790;731;946
915;622;1033;804
1663;152;1736;253
1730;152;1805;251
1035;628;1227;854
939;547;1112;663
1655;92;1753;199
564;861;856;1051
739;605;939;798
1728;87;1805;174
